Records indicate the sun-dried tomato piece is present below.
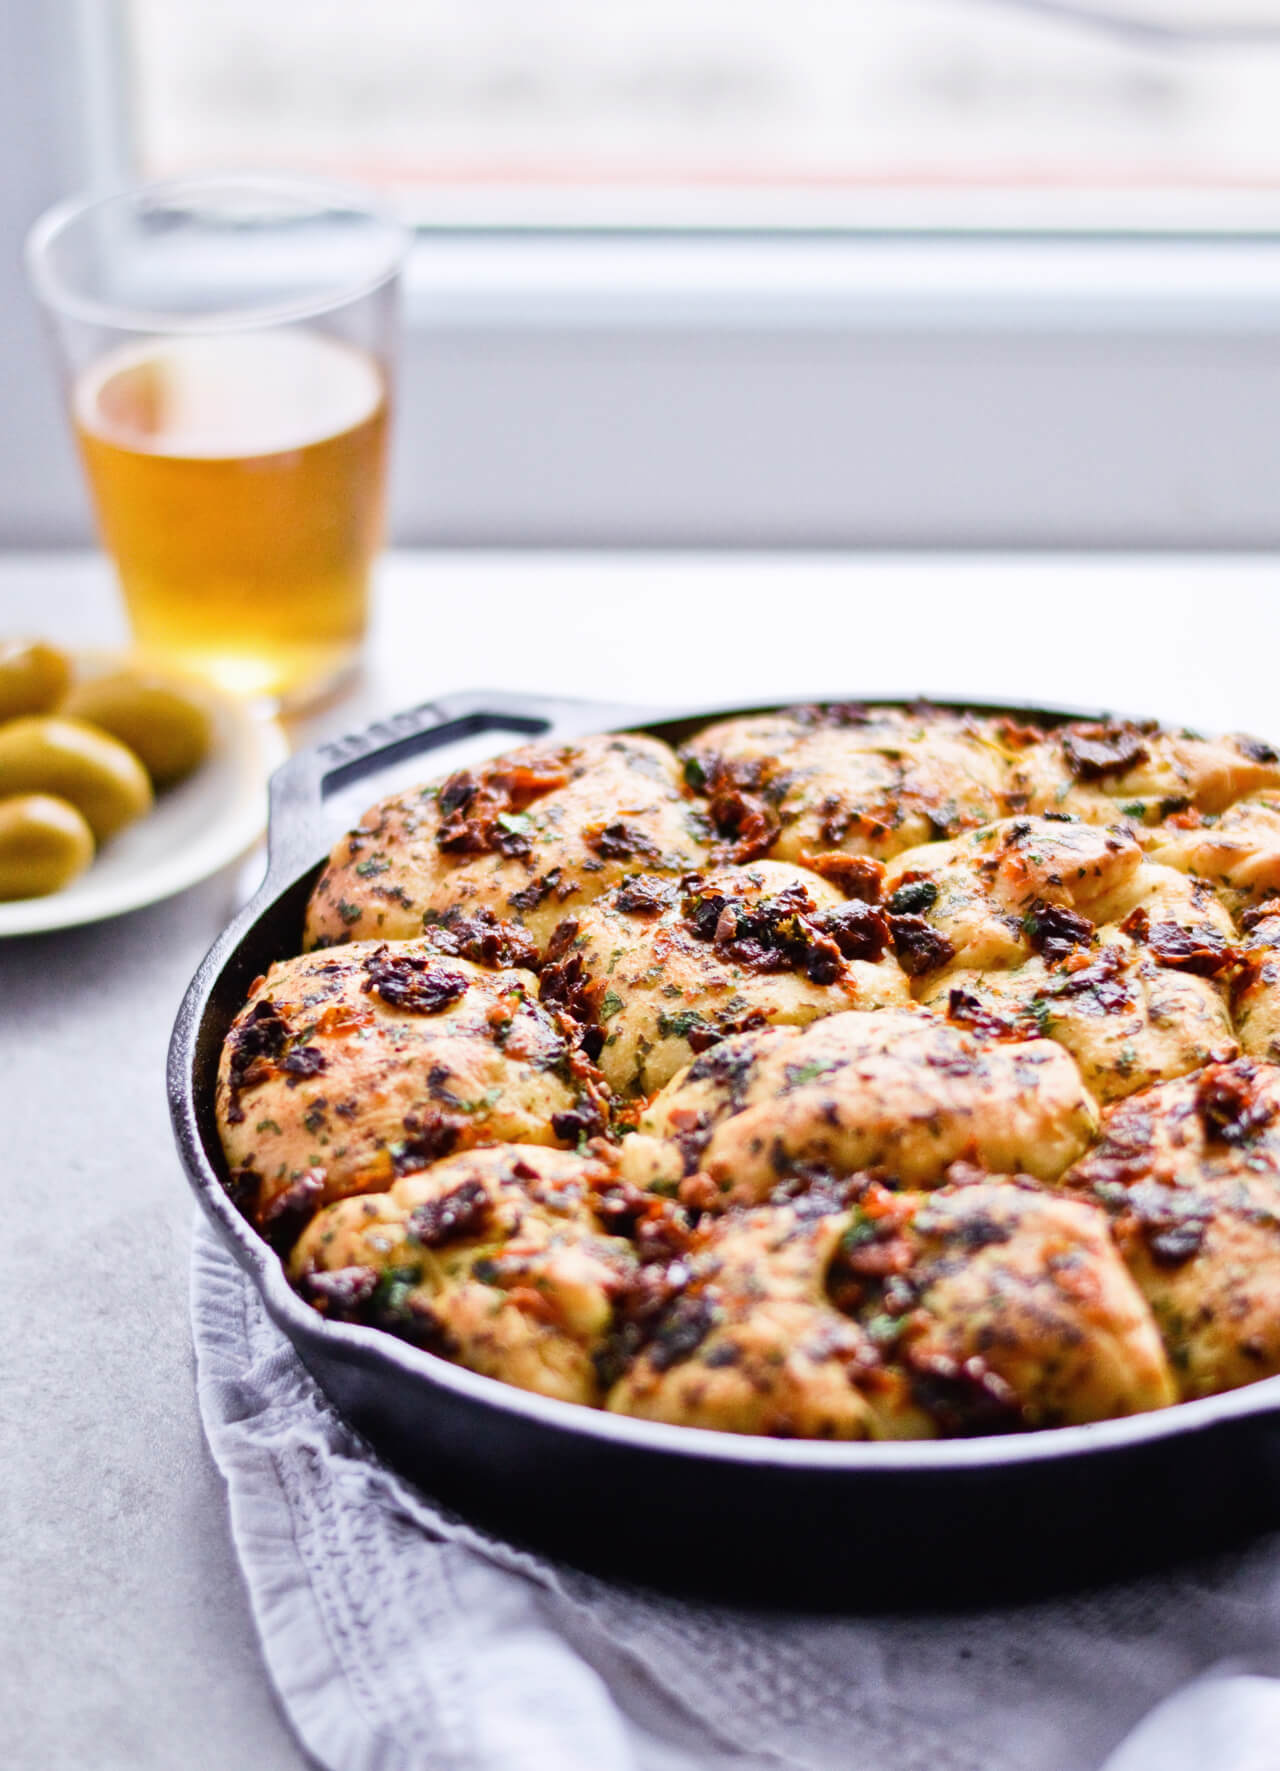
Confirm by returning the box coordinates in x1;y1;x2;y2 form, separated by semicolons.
424;906;539;971
647;1293;719;1372
1024;900;1094;961
312;1002;373;1036
225;998;291;1115
361;948;470;1014
681;879;856;984
613;874;676;917
1240;899;1280;934
488;761;573;807
686;1006;770;1054
1045;944;1131;1012
814;900;890;963
801;851;885;902
706;788;778;865
407;1178;493;1248
907;1350;1024;1438
539;938;606;1030
551;1094;609;1145
259;1165;326;1230
279;1045;326;1082
302;1265;380;1315
946;988;1036;1043
1145;921;1237;979
993;716;1049;750
394;1111;465;1173
888;915;956;978
1196;1062;1276;1146
582;820;663;863
435;755;570;857
1061;723;1150;782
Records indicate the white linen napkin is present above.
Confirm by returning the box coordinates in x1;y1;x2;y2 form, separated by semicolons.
191;1215;1280;1771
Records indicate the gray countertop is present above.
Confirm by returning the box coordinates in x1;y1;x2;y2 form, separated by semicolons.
1;870;309;1769
4;548;1279;1769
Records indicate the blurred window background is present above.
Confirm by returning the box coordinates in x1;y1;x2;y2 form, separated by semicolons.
127;1;1280;228
10;1;1280;549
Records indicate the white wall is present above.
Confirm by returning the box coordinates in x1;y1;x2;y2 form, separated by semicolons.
393;234;1280;547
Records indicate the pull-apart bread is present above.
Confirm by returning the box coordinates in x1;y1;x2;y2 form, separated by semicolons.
216;704;1280;1439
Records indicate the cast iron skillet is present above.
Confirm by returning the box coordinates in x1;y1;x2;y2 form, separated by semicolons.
169;691;1280;1607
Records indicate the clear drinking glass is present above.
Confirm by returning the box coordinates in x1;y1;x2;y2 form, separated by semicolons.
26;175;407;711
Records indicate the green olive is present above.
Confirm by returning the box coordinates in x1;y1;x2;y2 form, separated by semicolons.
0;640;72;720
62;668;213;789
0;793;95;899
0;716;152;841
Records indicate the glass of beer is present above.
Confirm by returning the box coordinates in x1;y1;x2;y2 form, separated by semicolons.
26;176;407;710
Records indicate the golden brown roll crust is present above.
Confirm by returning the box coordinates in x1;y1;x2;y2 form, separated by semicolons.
880;816;1146;978
217;942;602;1229
1234;907;1280;1062
608;1179;1173;1437
919;900;1238;1106
289;1145;638;1406
933;958;1235;1105
543;861;909;1097
621;1008;1098;1206
681;705;1008;865
885;1181;1176;1427
1003;720;1280;826
606;1205;887;1439
1067;1061;1280;1398
876;816;1240;1072
1147;794;1280;912
1093;861;1243;940
304;734;708;953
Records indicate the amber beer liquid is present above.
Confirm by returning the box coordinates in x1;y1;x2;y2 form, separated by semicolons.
73;329;389;705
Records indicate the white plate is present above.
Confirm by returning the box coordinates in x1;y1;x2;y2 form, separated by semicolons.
0;654;288;936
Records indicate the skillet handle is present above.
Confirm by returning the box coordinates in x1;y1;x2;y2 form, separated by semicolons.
264;689;658;885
